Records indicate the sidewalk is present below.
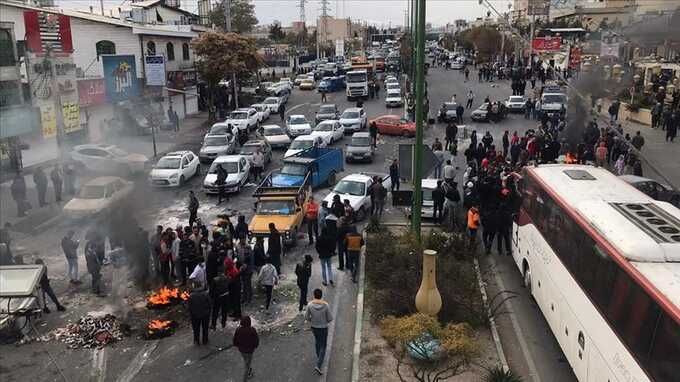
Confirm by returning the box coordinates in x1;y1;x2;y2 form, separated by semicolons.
0;112;209;231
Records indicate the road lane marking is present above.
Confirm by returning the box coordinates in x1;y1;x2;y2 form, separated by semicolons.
115;340;159;382
320;265;345;381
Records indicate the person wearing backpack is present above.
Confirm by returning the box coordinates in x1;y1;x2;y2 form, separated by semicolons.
295;255;313;311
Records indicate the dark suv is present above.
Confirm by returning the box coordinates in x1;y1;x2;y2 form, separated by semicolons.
620;175;680;207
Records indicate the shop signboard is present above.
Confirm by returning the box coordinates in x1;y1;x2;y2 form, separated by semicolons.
600;42;620;58
569;46;582;70
527;0;550;16
40;104;57;138
102;55;140;102
62;102;81;133
144;55;166;86
532;37;562;52
77;78;106;106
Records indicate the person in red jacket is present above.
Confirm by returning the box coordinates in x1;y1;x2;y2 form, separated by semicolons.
233;315;259;381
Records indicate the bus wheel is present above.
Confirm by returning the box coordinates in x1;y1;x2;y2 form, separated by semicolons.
523;262;532;294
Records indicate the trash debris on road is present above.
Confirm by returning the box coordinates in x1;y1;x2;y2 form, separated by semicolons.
51;314;123;349
144;319;177;340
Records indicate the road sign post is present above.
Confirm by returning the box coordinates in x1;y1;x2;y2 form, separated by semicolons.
412;0;426;242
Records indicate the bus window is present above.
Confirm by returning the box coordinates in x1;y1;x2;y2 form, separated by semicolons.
648;314;680;381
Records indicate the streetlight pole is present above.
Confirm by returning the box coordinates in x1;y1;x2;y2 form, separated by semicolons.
412;0;425;242
224;0;239;109
410;0;417;93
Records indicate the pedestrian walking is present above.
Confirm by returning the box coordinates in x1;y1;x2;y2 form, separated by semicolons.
665;111;677;142
467;206;480;248
267;223;283;275
295;255;313;311
369;121;378;148
11;173;28;217
445;122;457;150
251;147;265;182
188;285;211;345
61;230;80;284
305;196;320;244
306;288;334;375
233;316;259;381
188;191;199;228
33;166;48;207
631;131;645;151
389;159;400;192
50;166;63;202
257;258;278;310
35;259;66;313
279;103;286;120
316;227;335;286
344;227;363;283
85;239;102;295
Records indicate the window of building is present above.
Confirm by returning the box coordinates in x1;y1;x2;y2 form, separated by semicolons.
95;40;116;56
0;29;15;66
147;41;156;55
166;42;175;61
182;43;190;60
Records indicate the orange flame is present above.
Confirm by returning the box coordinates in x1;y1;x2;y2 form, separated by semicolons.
148;319;173;330
147;286;187;306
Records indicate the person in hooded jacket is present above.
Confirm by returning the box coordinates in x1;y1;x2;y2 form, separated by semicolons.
210;269;230;329
235;215;249;242
295;255;313;311
225;258;242;319
316;227;335;286
233;316;259;381
306;288;334;375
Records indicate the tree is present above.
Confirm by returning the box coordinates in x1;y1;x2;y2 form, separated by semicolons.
269;23;285;42
209;0;258;33
462;26;512;62
192;32;263;119
381;313;478;382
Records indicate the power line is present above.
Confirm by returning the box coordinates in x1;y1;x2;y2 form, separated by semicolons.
298;0;307;22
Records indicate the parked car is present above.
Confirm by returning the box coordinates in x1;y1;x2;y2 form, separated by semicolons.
70;144;148;175
284;135;325;158
470;102;507;122
322;173;391;221
345;132;375;163
239;140;272;165
199;134;237;163
251;103;271;122
261;124;291;149
437;102;459;123
286;114;313;137
299;78;316;90
339;107;368;133
315;104;340;124
369;115;416;137
203;155;251;194
63;176;133;218
227;108;259;132
294;74;308;86
505;96;526;113
149;151;200;187
311;120;344;145
620;175;680;207
385;82;400;92
451;60;465;70
206;122;237;138
385;89;403;107
263;97;284;114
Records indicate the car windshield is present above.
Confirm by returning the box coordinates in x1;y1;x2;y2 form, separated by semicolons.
422;189;433;201
156;157;181;169
110;148;127;156
79;185;106;199
333;180;365;196
281;163;308;175
315;123;334;132
204;136;228;146
229;112;247;120
442;103;456;110
240;145;260;155
289;116;308;124
387;91;400;97
256;200;296;215
319;106;336;113
209;161;238;173
351;136;370;146
509;96;524;102
341;111;359;119
210;125;231;135
542;94;566;103
290;139;313;150
264;127;284;136
264;98;278;105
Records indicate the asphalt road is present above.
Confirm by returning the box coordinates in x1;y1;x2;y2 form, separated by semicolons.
1;66;577;382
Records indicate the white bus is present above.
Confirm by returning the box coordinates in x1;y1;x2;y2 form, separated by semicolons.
513;164;679;382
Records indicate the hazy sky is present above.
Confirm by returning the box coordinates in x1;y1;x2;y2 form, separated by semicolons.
56;0;513;27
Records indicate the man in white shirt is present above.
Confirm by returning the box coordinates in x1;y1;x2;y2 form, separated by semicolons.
443;159;455;185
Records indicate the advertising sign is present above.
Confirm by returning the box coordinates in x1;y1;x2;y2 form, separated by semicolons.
527;0;550;16
40;104;57;138
144;55;166;86
569;46;582;70
600;42;620;58
23;11;73;55
62;102;81;133
77;78;106;106
335;39;345;57
532;37;562;52
102;55;140;102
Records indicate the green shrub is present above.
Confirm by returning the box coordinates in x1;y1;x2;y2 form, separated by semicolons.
484;366;523;382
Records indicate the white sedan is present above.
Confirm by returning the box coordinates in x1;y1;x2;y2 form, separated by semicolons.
251;103;271;122
286;114;313;137
261;125;291;149
310;120;344;146
322;173;390;221
70;144;148;175
63;176;133;218
284;135;325;158
203;155;251;194
149;151;200;187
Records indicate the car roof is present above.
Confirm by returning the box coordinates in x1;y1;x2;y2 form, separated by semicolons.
341;173;372;183
293;135;316;141
262;124;282;129
85;176;125;186
343;107;362;112
319;104;337;108
213;155;243;163
165;151;192;157
288;114;306;118
352;132;370;138
317;119;338;124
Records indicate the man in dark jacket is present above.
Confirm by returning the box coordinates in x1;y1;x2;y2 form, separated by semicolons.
10;173;28;217
50;166;63;202
445;122;457;150
316;228;335;286
295;255;313;311
35;259;66;313
268;223;283;275
85;239;103;295
215;164;228;205
61;230;80;284
33;166;48;207
369;121;378;148
389;159;400;192
188;286;212;345
188;191;199;228
432;181;445;223
233;316;259;380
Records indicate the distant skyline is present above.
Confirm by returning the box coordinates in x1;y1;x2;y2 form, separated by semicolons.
55;0;513;27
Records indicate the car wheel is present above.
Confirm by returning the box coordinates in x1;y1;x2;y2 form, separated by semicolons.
179;175;185;186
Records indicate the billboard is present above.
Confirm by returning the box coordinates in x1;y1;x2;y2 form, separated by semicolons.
144;55;166;86
532;37;562;52
23;11;73;55
600;42;620;58
78;79;106;106
569;46;582;70
527;0;550;16
102;55;140;102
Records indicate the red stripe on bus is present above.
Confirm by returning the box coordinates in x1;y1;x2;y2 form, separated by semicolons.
527;168;680;323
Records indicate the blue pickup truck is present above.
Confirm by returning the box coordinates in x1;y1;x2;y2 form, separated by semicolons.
317;76;345;93
271;147;344;188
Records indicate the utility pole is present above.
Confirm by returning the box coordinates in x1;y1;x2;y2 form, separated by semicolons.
412;0;425;242
223;0;238;109
46;47;66;162
320;0;331;58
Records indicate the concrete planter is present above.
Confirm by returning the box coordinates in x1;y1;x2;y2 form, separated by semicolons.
620;103;652;126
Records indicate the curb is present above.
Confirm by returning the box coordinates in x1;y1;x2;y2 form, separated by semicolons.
473;257;509;372
350;231;368;382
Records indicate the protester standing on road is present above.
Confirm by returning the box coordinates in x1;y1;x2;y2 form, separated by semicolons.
445;122;457;150
502;131;510;159
443;160;455;185
257;258;278;310
305;196;320;245
238;238;255;304
225;258;242;320
268;223;283;275
251;147;265;182
320;88;327;103
188;191;199;227
466;90;474;109
432;181;445;223
50;166;63;203
61;230;80;284
35;259;66;313
433;143;444;179
371;179;387;218
11;173;28;217
631;131;645;151
467;206;480;248
215;164;228;205
316;227;335;286
85;239;102;295
389;159;400;192
33;166;48;207
295;255;313;311
369;121;378;148
233;316;259;381
344;227;363;283
211;271;230;329
188;285;211;345
279;102;286;120
306;288;334;375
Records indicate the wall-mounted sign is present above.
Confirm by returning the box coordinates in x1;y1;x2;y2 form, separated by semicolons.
40;104;57;138
532;37;562;52
23;11;73;55
144;55;166;86
102;55;140;102
62;102;81;133
77;78;106;106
